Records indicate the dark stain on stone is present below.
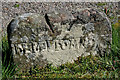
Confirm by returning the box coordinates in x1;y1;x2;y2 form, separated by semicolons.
31;43;35;53
23;49;26;54
80;38;83;43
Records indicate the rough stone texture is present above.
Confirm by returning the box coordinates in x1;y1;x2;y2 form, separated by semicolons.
2;2;118;36
7;8;112;73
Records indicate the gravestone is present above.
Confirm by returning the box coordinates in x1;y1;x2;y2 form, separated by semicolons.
7;8;112;73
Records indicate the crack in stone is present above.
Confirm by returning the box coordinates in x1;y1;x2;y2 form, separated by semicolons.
45;13;54;33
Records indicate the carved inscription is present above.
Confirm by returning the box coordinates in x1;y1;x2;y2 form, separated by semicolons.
12;38;83;55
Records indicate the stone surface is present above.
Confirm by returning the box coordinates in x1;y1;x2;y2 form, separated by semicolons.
7;8;112;73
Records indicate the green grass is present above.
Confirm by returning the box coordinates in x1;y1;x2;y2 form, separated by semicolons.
1;24;120;79
97;2;106;6
14;4;20;8
2;36;18;79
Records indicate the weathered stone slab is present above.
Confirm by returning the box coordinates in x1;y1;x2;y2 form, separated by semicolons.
7;8;112;73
